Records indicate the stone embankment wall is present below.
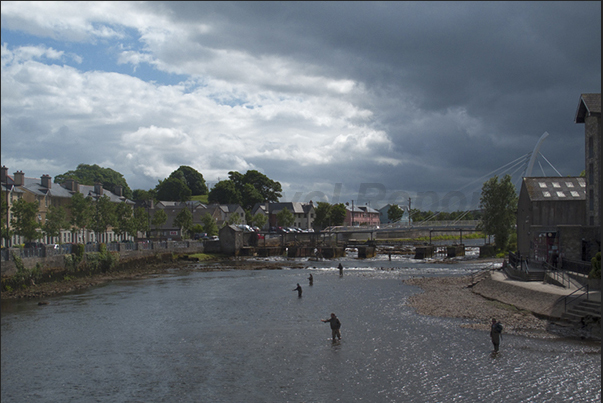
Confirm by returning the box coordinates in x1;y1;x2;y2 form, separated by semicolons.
1;242;205;278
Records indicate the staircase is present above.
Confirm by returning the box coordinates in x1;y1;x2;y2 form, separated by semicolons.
561;298;601;324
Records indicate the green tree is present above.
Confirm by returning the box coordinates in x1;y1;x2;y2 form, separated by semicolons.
387;204;404;223
55;163;133;199
480;174;517;252
330;203;347;226
133;207;150;238
174;208;193;238
208;180;240;204
313;202;332;230
151;209;168;239
239;170;282;203
1;196;12;245
200;213;218;236
11;199;41;242
70;192;93;242
113;203;134;240
209;170;282;210
132;188;157;202
276;208;294;228
241;183;263;211
171;166;208;195
226;213;242;226
91;195;116;241
43;205;69;243
155;177;192;202
250;212;267;229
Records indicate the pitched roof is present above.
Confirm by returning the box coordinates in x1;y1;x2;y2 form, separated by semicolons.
522;177;586;202
575;93;601;123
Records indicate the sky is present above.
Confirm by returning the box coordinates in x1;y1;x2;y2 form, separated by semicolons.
1;1;601;212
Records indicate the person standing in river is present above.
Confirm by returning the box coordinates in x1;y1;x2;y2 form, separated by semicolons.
338;263;343;276
322;313;342;341
293;283;302;297
490;318;503;352
308;273;313;286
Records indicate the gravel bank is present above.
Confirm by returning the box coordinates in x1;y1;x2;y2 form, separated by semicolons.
404;271;599;341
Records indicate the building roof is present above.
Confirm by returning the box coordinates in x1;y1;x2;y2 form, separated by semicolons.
522;177;586;202
575;93;601;123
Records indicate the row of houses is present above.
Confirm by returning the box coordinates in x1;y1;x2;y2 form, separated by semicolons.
1;167;383;245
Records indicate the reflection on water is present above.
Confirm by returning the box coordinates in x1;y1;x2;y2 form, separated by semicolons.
2;257;601;403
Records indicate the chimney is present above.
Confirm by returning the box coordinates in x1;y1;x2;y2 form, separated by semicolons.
94;182;103;196
114;185;123;197
41;174;52;189
1;166;7;184
13;171;24;186
64;179;79;192
148;199;154;209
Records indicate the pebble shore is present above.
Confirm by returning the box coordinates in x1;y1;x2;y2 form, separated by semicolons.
404;272;601;342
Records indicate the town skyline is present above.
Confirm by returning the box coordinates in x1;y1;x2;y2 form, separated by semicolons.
1;2;601;211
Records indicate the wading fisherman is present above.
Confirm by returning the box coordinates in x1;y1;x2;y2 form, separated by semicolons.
322;313;342;341
293;283;302;297
490;318;503;352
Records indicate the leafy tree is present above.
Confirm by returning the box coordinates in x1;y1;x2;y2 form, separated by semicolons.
133;207;150;238
113;203;134;240
200;213;218;236
174;208;193;238
91;195;116;240
151;209;168;238
480;174;517;252
43;205;69;243
55;163;133;199
240;170;282;203
241;183;263;211
330;203;347;226
132;189;157;202
191;224;204;235
209;170;282;210
387;205;405;222
226;213;242;226
208;180;240;204
69;192;93;242
171;166;208;195
1;197;11;245
276;208;294;228
313;202;332;230
11;199;41;242
155;177;192;202
250;212;267;229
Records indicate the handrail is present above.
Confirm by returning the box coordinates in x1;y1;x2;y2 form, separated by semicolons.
564;284;590;312
541;261;570;289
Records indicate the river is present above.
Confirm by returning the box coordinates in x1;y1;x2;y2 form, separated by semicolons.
1;255;601;402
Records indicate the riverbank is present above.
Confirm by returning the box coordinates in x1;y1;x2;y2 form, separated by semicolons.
404;270;601;342
0;258;302;300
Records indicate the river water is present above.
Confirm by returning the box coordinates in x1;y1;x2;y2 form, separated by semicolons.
1;254;601;403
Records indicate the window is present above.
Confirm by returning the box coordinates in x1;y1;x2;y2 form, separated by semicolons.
570;191;580;198
566;182;574;188
552;182;560;188
539;182;547;188
556;191;566;198
542;191;551;197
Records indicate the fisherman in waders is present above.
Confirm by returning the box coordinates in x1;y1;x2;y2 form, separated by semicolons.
322;313;342;341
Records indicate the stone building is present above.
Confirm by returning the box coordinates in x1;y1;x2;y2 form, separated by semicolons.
516;177;586;262
574;93;601;233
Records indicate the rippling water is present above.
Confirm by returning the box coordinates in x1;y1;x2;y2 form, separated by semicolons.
2;256;601;402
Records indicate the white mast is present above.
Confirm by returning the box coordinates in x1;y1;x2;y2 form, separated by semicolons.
525;132;549;177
